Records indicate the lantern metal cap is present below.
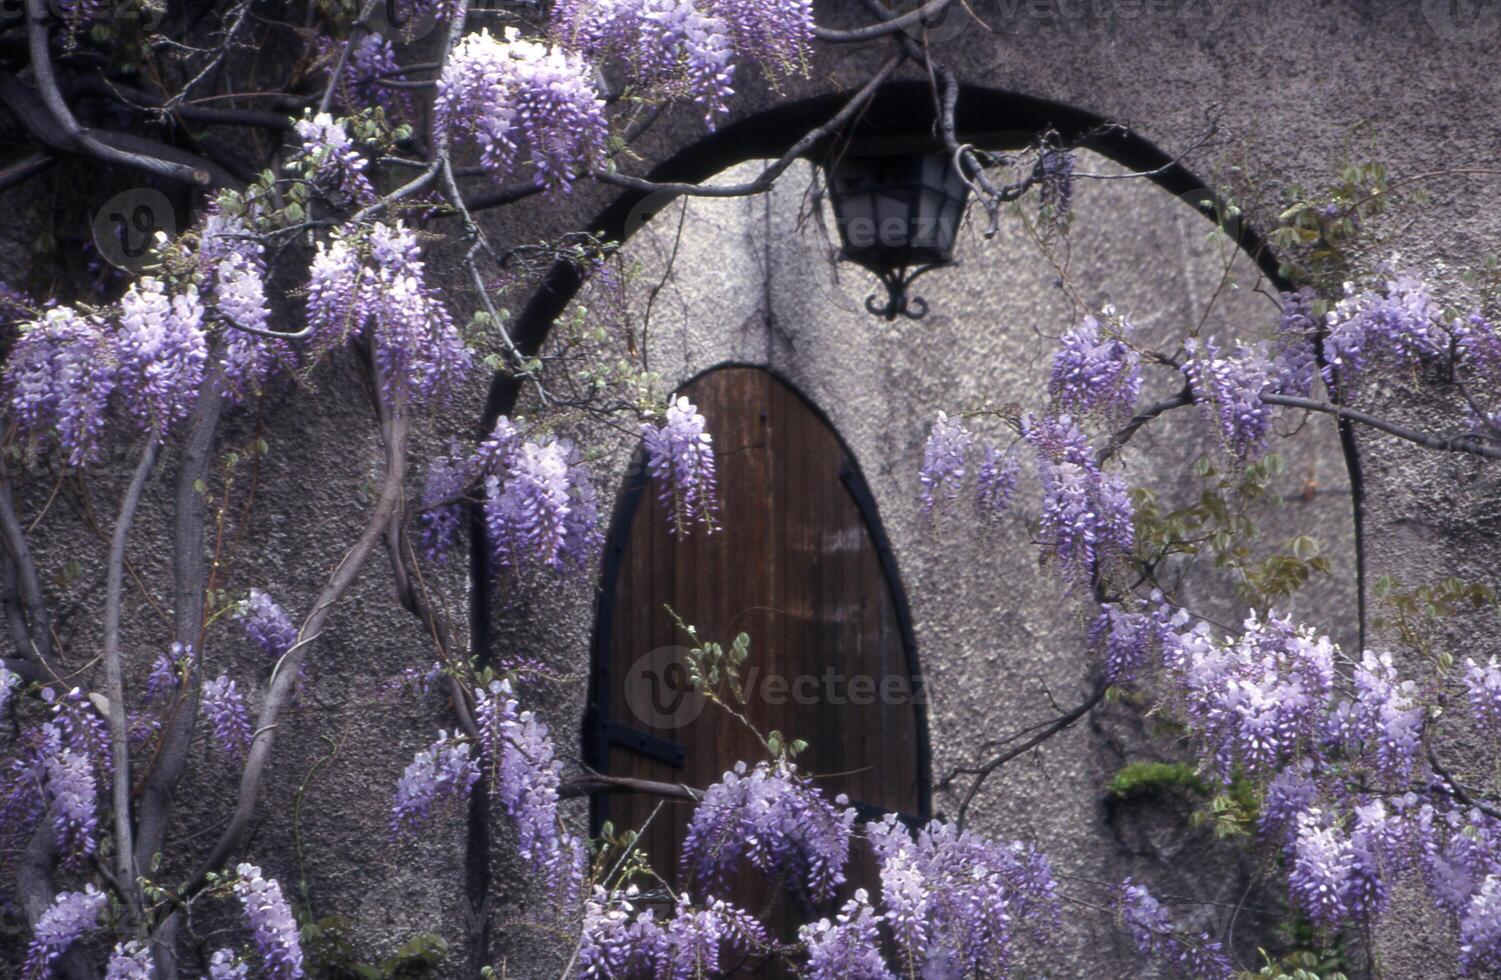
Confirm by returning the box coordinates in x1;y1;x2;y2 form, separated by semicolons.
824;142;971;321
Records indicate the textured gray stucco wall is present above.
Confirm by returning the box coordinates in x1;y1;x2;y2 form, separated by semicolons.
2;1;1498;976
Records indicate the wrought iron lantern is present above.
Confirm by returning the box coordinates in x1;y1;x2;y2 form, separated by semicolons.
826;146;971;320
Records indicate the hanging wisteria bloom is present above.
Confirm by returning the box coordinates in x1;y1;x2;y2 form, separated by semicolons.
974;442;1019;520
867;814;1060;977
362;222;473;404
799;889;892;980
304;230;363;357
579;887;769;976
208;949;249;980
200;674;253;760
918;411;973;518
5;306;117;465
1049;312;1140;421
41;725;99;862
479;418;602;572
293;112;374;204
104;940;154;979
1323;268;1445;388
390;730;480;834
553;0;811;126
1182;337;1276;460
1336;649;1424;783
643;396;719;535
1461;874;1501;975
239;589;297;660
417;447;472;562
1289;809;1357;928
327;34;412;119
682;760;856;901
1023;413;1134;586
436;29;608;189
116;277;208;435
1455;312;1501;390
144;645;187;704
23;885;105;980
475;680;585;900
1115;878;1231;980
1270;287;1319;398
303;222;471;403
214;250;291;402
1466;657;1501;735
232;864;304;979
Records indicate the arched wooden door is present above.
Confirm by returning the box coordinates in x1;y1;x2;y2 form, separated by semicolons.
587;366;928;971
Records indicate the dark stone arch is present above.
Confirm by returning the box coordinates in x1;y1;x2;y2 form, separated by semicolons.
471;79;1363;664
462;86;1368;947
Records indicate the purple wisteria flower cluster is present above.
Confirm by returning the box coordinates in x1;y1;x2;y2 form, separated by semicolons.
394;681;584;900
325;34;412;119
1182;336;1276;460
208;949;249;979
416;417;603;571
798;889;891;980
104;940;154;979
480;419;602;573
305;221;471;405
417;444;470;562
293;111;375;204
1049;311;1141;422
5;306;117;465
551;0;812;127
390;729;479;834
3;220;317;463
116;277;208;435
1270;287;1320;398
1323;268;1446;387
681;760;856;901
918;412;1020;522
866;813;1061;977
578;886;768;979
1115;878;1231;980
1094;598;1501;968
1024;413;1134;586
22;885;106;980
232;863;304;979
436;29;608;190
239;589;298;661
643;395;719;536
200;674;253;760
3;688;108;867
476;680;586;900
